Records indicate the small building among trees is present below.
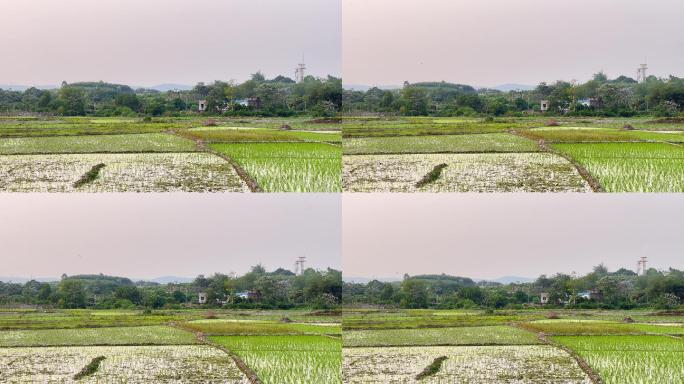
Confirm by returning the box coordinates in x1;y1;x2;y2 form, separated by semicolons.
540;100;550;112
198;100;207;112
540;292;550;304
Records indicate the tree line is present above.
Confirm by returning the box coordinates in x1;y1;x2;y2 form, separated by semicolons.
0;265;342;310
343;73;684;117
0;72;342;117
343;265;684;310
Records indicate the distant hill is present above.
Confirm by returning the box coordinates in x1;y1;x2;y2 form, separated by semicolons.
0;276;57;283
0;84;56;91
490;276;535;284
145;84;194;92
343;276;401;283
343;84;401;92
149;276;194;284
492;83;535;92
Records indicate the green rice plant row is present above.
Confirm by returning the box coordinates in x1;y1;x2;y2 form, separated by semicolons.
210;143;341;192
553;335;684;384
344;133;541;155
211;335;341;384
0;326;198;347
343;325;541;347
182;319;341;336
553;142;684;192
521;320;684;336
0;133;198;154
183;127;341;143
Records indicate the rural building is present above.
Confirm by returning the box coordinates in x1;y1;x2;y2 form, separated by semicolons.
198;292;207;304
540;100;550;112
246;97;261;109
578;98;602;108
235;290;261;301
540;292;550;304
198;100;207;112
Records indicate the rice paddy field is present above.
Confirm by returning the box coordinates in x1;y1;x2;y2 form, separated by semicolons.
342;308;684;383
0;308;341;383
342;116;684;192
0;116;341;192
210;142;341;192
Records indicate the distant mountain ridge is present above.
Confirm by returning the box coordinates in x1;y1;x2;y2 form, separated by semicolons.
343;83;535;92
0;83;194;92
0;275;194;284
344;275;534;284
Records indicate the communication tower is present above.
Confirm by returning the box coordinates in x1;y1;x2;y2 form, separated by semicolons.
637;62;648;83
637;256;648;276
295;256;307;275
295;56;306;83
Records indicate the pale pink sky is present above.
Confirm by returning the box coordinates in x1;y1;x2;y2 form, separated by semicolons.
0;194;341;280
343;194;684;280
0;0;341;86
343;0;684;86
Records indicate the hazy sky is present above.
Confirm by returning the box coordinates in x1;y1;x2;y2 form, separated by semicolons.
343;194;684;280
343;0;684;86
0;194;340;280
0;0;341;86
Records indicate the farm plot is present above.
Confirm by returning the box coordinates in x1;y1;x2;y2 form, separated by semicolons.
0;345;249;383
212;335;342;384
184;126;342;143
0;152;248;192
183;319;341;336
522;127;684;143
343;133;541;155
0;326;198;347
552;142;684;192
343;153;591;192
344;325;541;347
0;133;198;154
343;345;591;383
210;143;341;192
553;335;684;384
521;319;684;336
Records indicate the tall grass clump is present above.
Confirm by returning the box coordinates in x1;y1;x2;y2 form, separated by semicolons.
73;356;105;380
416;163;447;188
73;163;105;188
416;356;448;380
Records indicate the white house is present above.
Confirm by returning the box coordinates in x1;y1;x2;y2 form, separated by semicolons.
198;100;207;112
540;292;550;304
540;100;550;112
198;292;207;304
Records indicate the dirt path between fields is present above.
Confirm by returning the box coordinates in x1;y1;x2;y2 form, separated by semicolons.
175;132;262;192
196;331;263;384
509;130;604;192
537;332;604;384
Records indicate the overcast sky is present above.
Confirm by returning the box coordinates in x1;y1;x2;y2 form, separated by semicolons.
0;194;340;280
343;0;684;87
0;0;340;86
343;194;684;281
